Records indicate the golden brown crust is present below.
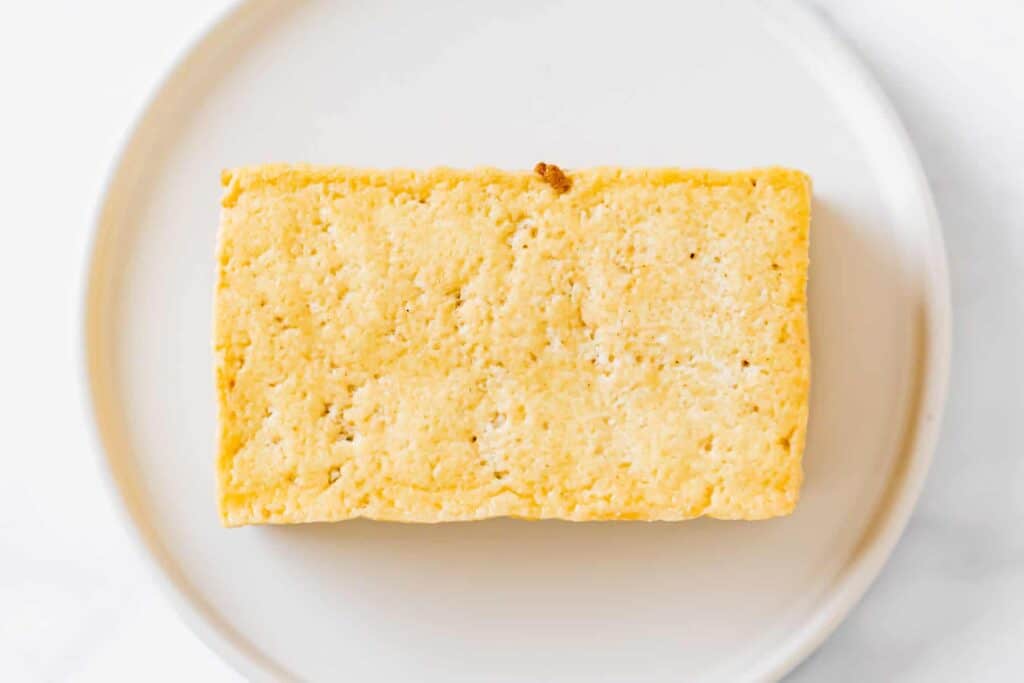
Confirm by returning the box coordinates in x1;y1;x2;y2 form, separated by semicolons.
214;165;811;525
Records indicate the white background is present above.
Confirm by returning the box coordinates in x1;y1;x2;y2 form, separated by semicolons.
1;1;1021;681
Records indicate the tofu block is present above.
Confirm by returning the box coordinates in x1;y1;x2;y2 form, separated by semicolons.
214;164;810;525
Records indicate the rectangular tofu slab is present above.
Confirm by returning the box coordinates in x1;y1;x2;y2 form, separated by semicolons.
214;164;810;525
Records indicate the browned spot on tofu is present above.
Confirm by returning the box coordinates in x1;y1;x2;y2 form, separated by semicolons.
534;162;571;194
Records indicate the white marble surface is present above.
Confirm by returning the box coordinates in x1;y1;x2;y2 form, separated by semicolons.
0;1;1021;680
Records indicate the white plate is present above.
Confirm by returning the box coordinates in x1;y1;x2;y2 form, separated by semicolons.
82;1;950;680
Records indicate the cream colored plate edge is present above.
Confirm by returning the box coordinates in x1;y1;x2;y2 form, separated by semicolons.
82;1;950;680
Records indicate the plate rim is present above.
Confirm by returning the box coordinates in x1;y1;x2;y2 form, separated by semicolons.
79;1;952;681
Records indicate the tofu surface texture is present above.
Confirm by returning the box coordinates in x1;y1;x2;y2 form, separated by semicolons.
215;164;811;525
